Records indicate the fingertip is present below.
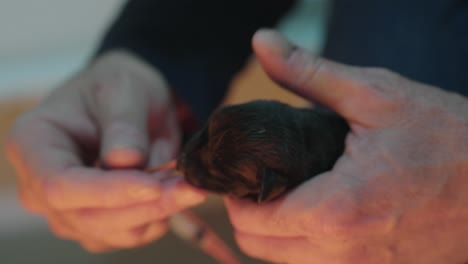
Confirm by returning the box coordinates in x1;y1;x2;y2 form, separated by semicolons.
175;183;207;207
103;147;146;169
253;30;369;118
252;29;295;61
252;29;301;88
252;29;275;50
162;177;207;207
100;121;149;169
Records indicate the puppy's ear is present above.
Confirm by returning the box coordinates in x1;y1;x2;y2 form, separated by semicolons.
257;168;288;203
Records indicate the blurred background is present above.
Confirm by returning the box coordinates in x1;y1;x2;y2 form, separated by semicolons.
0;0;327;263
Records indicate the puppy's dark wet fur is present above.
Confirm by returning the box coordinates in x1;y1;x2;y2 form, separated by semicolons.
177;100;349;203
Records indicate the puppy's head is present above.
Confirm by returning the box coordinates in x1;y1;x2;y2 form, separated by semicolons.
177;101;303;203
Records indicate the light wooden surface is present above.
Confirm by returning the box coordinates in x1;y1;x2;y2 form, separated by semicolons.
225;59;307;106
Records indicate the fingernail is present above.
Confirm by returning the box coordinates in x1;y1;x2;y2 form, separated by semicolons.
104;147;145;168
253;29;296;58
176;187;206;207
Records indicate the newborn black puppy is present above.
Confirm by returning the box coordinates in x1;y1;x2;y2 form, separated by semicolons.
177;100;349;203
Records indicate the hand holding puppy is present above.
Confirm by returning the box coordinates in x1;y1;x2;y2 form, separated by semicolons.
225;30;468;264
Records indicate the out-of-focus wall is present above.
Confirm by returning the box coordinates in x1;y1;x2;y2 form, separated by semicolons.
0;0;125;97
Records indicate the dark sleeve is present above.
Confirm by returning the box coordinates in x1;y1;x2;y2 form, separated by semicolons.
97;0;295;123
323;0;468;96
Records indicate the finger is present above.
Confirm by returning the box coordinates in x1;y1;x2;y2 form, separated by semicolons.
44;168;162;210
225;197;300;237
147;98;181;168
49;218;115;254
47;216;78;240
47;211;117;253
234;231;317;264
225;171;354;237
50;206;166;251
5;116;89;209
11;160;47;213
159;177;208;209
95;221;168;248
8;117;162;210
92;72;151;169
252;29;401;126
66;177;206;231
17;187;47;213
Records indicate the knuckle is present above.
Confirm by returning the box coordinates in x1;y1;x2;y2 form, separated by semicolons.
90;51;134;80
92;77;120;102
92;49;146;72
91;50;165;93
287;48;323;88
357;79;390;102
356;80;410;120
360;67;409;102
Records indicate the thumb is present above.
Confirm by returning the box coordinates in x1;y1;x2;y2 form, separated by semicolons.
94;73;150;169
252;29;398;125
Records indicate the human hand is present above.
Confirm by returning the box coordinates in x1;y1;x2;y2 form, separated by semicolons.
225;30;468;263
5;51;206;252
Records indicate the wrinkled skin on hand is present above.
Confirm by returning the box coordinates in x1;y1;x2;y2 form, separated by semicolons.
4;51;206;252
225;30;468;264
